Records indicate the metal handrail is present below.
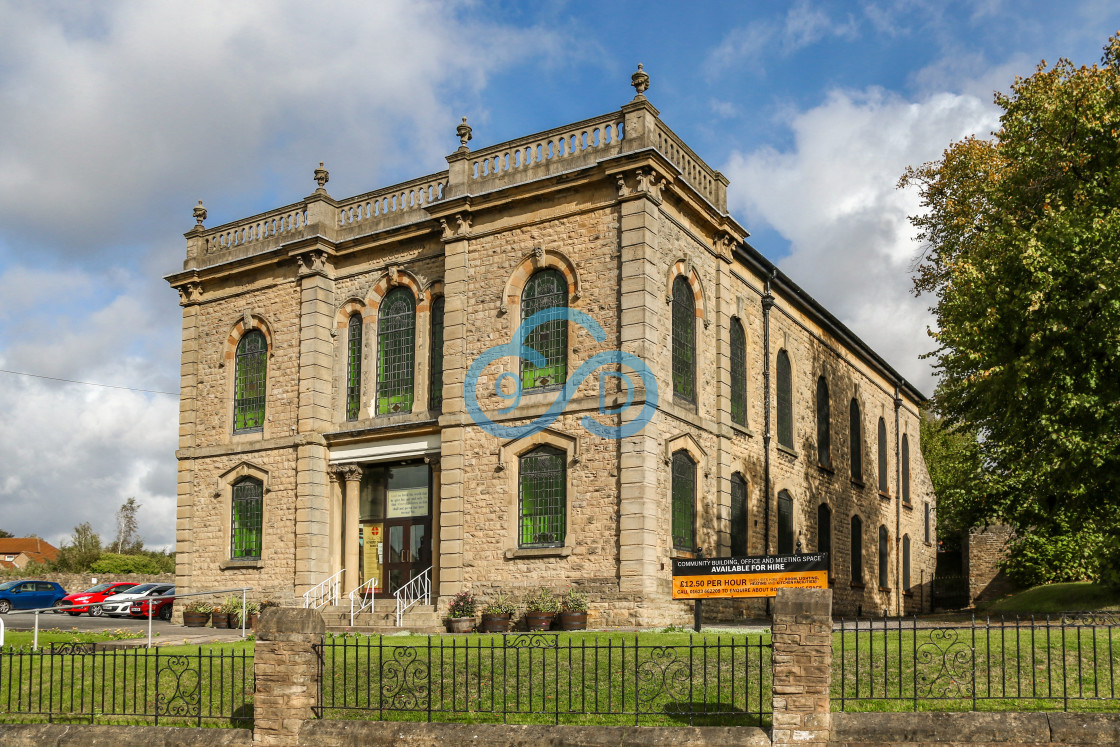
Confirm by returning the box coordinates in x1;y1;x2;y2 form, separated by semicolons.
395;567;432;627
304;569;344;609
347;578;378;627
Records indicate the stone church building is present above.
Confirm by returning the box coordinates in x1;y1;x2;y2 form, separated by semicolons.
166;69;936;626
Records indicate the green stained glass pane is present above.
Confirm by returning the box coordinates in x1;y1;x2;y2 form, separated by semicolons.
429;296;444;412
346;314;363;421
234;330;267;433
520;270;567;390
730;318;747;426
776;350;792;448
231;478;263;560
376;288;415;415
672;276;696;402
671;450;695;551
518;446;565;547
730;473;747;557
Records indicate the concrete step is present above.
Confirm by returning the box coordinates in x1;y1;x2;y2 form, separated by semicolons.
320;603;440;633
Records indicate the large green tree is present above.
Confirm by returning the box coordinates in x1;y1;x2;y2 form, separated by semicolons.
903;37;1120;548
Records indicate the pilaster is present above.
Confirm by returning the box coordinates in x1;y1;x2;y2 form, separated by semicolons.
772;588;833;747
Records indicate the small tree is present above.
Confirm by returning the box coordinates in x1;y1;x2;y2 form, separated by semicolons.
53;522;103;572
0;529;13;539
114;497;143;554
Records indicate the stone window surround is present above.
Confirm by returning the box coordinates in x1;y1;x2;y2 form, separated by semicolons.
500;427;579;560
223;313;274;444
665;432;707;558
215;461;271;571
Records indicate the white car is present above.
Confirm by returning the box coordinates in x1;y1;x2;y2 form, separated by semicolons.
100;583;174;618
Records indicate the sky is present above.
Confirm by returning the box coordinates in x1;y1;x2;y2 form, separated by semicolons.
0;0;1117;551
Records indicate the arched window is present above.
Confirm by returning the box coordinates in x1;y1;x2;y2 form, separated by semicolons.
521;269;568;389
816;376;831;468
901;434;911;505
877;417;889;495
924;502;931;543
730;318;747;426
776;350;793;448
818;503;832;579
429;296;445;412
777;490;794;555
671;450;696;551
878;525;889;589
345;313;363;421
231;477;263;559
850;515;863;584
849;399;863;481
234;330;267;433
671;276;696;403
903;534;911;592
376;288;416;415
731;472;748;557
518;446;566;548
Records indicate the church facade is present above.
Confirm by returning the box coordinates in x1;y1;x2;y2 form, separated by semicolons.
166;72;936;626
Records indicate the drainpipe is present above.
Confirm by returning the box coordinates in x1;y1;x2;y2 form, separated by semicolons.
761;271;776;556
894;384;903;616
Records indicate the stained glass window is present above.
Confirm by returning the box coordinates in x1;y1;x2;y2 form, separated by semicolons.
903;534;911;592
878;525;889;589
671;276;696;403
671;450;695;551
731;472;748;557
877;418;889;495
376;288;415;415
429;296;444;412
818;503;832;578
777;490;794;555
816;376;831;468
231;478;263;560
776;350;793;448
518;446;565;547
520;270;567;389
849;399;863;481
902;434;911;505
346;314;362;421
234;330;266;433
851;515;863;584
730;318;747;426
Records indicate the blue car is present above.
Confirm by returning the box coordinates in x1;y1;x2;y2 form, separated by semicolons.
0;579;67;614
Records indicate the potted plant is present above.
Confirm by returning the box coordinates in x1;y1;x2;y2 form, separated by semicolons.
524;588;559;631
446;591;476;633
223;595;245;628
183;600;212;628
245;601;261;630
210;599;230;629
480;592;517;633
559;588;588;631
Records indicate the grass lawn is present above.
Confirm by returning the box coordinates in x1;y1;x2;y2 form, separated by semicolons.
1;628;146;651
979;583;1120;616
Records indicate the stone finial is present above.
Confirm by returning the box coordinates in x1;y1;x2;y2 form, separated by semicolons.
193;200;207;227
314;162;329;190
631;63;650;99
456;116;473;151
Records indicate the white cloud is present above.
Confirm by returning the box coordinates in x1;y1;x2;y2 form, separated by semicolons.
723;86;999;395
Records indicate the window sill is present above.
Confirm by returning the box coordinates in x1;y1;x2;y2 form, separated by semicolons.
730;422;754;438
670;547;696;560
817;463;834;475
902;501;913;511
219;560;262;570
903;591;914;598
879;586;892;593
505;547;572;559
851;478;865;489
850;582;865;590
878;491;891;501
776;444;797;459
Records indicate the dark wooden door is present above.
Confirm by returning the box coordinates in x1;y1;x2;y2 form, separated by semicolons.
382;518;431;594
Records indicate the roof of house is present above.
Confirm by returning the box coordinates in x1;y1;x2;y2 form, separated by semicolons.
0;537;59;566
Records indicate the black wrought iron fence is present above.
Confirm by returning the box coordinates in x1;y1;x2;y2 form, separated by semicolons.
316;633;772;726
835;613;1120;711
0;644;254;727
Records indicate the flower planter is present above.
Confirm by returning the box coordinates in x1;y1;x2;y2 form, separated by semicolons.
228;613;242;629
479;613;511;633
183;611;210;628
525;612;554;631
447;617;473;633
558;611;587;631
248;613;259;630
211;612;231;629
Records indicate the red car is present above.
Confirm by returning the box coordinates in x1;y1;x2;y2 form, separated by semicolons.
130;587;175;621
59;582;138;617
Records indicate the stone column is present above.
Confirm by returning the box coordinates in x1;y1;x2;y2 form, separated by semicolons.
771;588;833;747
327;470;342;578
340;465;362;595
252;607;325;746
173;279;203;615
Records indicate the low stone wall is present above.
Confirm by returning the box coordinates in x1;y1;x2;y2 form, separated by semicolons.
299;720;770;746
0;572;174;593
0;724;251;746
964;524;1016;605
832;711;1120;745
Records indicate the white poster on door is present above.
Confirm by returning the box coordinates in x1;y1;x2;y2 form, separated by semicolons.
386;486;428;518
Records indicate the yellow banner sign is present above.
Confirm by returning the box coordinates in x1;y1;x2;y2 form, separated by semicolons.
671;553;829;599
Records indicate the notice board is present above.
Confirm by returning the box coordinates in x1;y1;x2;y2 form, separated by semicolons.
671;553;829;599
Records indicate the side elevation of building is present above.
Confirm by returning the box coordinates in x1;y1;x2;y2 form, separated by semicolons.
166;72;936;626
